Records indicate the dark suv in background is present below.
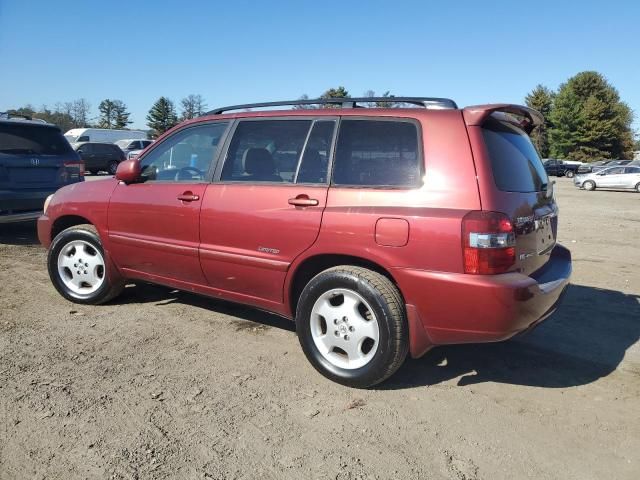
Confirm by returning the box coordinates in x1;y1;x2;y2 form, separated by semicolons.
74;142;126;175
0;113;83;224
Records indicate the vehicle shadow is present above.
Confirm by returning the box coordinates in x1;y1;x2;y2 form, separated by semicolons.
117;283;296;332
383;283;640;390
0;221;40;246
116;282;638;390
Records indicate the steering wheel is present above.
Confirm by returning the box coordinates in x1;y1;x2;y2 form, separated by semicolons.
174;166;203;181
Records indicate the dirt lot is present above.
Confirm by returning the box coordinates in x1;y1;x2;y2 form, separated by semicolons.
1;178;639;480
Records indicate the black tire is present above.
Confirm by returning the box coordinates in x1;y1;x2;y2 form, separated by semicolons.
296;266;408;388
108;161;119;175
635;183;640;193
565;170;575;178
88;170;99;176
583;180;596;191
47;224;124;305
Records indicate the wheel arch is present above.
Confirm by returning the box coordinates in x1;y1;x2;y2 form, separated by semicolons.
286;253;402;319
51;215;94;241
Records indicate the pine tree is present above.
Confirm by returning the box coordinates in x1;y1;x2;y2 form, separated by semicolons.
320;86;350;108
524;85;554;157
549;72;634;161
146;97;178;137
98;99;118;128
113;100;132;128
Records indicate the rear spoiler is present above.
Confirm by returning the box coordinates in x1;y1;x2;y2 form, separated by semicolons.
462;104;544;134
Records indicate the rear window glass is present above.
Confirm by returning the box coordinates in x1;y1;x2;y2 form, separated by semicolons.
482;119;548;193
333;120;420;187
0;123;73;155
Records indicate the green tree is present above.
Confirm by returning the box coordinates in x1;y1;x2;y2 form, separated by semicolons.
146;97;178;137
320;86;350;108
524;85;554;157
97;99;118;128
549;71;634;161
113;100;132;128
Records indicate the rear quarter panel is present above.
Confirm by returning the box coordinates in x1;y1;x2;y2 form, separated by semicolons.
284;110;481;311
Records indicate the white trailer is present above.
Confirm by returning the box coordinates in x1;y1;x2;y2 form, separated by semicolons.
64;128;147;144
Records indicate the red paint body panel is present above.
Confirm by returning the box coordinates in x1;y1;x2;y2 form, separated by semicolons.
38;104;571;360
108;182;208;284
199;184;328;303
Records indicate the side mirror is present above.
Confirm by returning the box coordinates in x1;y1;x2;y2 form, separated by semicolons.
76;149;83;154
115;159;141;184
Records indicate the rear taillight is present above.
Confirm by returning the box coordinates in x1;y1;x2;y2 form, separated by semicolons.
64;160;85;177
462;211;516;274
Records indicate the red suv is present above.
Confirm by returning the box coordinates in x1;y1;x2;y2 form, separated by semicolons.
37;97;571;388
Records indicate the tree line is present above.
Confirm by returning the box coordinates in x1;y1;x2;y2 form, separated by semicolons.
6;94;207;138
7;72;636;159
525;71;635;161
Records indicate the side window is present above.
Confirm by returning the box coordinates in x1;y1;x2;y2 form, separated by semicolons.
78;135;90;142
333;120;421;187
605;167;624;175
296;121;335;184
128;141;138;150
79;144;92;154
221;120;312;183
141;140;152;148
94;144;108;154
624;166;640;174
140;122;228;182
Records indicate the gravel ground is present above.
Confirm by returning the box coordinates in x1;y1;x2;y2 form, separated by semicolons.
1;178;639;480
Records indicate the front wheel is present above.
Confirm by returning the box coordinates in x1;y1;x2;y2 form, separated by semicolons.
296;266;408;388
636;183;640;193
565;170;575;178
48;224;123;304
583;180;596;191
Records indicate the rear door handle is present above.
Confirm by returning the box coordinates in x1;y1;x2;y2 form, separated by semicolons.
288;195;319;207
177;192;200;202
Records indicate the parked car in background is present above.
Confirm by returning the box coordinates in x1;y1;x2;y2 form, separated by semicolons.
38;97;571;388
577;159;630;174
543;158;580;178
64;128;147;145
574;165;640;192
73;142;125;175
0;113;83;223
115;139;153;157
127;149;144;160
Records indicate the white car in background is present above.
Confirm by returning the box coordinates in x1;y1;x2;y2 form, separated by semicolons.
574;165;640;192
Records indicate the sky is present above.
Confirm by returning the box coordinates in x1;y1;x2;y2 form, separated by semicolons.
1;0;639;131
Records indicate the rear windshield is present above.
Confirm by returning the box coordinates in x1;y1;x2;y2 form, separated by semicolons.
0;123;73;155
482;118;548;192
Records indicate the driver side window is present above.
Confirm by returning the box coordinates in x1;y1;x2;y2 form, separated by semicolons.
140;122;228;182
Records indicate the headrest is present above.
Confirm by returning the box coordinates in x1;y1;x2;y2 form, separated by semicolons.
243;148;274;175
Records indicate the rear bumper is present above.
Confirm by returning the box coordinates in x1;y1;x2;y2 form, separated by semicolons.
395;244;572;358
0;189;52;224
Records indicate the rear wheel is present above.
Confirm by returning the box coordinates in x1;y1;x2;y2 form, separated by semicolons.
108;161;119;175
583;180;596;191
296;266;408;388
48;224;123;304
565;170;575;178
636;183;640;193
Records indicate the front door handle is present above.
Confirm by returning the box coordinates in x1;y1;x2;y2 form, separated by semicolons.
177;192;200;202
288;195;319;207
